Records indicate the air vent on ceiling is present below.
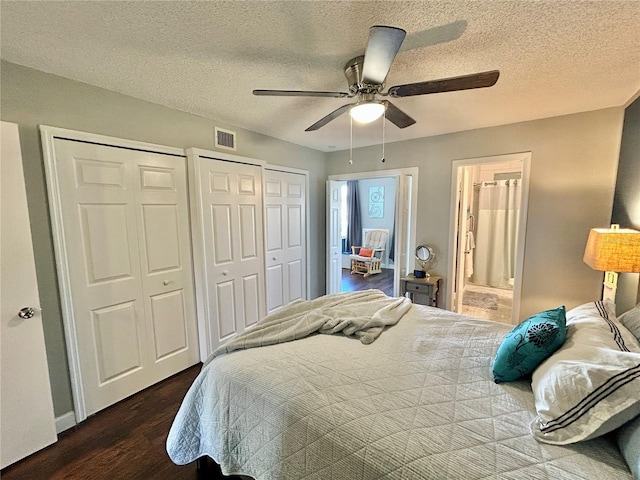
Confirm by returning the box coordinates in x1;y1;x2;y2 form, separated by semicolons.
215;127;236;151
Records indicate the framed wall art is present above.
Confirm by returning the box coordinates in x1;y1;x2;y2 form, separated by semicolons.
369;186;384;218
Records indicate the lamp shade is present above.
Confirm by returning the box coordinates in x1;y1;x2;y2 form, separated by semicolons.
349;102;385;123
583;226;640;272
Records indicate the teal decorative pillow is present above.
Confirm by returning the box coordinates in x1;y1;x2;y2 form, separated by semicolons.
492;306;567;383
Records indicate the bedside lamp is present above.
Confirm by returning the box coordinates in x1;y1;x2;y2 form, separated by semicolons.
583;224;640;300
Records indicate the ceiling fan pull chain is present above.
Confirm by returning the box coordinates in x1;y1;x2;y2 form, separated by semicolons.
382;110;386;163
349;115;353;165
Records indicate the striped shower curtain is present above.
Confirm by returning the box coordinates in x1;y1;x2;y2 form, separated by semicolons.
471;180;521;289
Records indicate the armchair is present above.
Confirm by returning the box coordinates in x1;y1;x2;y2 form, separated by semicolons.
350;229;388;277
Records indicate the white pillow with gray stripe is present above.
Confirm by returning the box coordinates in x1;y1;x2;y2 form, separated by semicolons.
530;301;640;445
619;303;640;342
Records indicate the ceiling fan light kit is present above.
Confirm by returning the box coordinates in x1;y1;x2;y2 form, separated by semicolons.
253;25;500;133
349;101;386;123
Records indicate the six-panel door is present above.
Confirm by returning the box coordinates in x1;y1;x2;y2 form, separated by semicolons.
53;139;198;416
264;169;307;314
198;158;266;349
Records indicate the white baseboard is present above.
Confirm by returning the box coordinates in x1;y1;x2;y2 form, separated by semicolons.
55;411;77;433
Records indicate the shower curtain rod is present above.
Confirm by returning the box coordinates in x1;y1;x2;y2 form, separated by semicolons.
473;179;519;187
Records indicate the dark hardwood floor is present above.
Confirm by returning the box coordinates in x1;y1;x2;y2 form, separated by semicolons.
341;267;394;296
1;364;207;480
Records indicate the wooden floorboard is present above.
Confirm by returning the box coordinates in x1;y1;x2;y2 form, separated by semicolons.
1;364;204;480
341;268;394;296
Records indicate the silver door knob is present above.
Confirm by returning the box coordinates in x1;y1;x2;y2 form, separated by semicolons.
18;307;36;319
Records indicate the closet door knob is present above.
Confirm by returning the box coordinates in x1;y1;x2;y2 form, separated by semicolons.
222;270;228;276
163;280;170;286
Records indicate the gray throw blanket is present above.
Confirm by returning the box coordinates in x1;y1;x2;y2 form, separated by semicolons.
207;289;411;364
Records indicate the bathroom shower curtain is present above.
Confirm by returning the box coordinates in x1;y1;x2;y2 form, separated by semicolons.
471;180;521;289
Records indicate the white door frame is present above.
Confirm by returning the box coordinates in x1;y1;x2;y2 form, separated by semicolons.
263;164;311;304
446;152;531;324
40;126;187;423
327;167;419;296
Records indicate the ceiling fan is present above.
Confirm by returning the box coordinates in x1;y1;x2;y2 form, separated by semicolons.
253;25;500;132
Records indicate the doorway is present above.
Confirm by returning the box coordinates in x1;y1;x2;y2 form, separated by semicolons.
327;167;419;297
340;178;395;296
448;153;531;324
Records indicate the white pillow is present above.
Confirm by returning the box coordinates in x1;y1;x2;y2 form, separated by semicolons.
619;303;640;342
530;301;640;445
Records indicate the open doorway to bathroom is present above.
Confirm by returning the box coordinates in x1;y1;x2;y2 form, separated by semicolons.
448;153;531;325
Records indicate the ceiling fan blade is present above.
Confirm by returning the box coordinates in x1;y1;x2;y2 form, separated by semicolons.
305;104;352;131
362;25;406;85
382;101;416;129
387;70;500;97
253;89;349;98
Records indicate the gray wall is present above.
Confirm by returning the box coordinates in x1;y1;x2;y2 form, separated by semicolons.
357;177;396;266
326;108;625;321
612;95;640;313
0;61;327;416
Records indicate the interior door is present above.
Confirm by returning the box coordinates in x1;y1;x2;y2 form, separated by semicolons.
264;169;307;314
327;180;343;294
1;121;57;468
196;158;266;352
453;167;471;313
51;139;198;418
395;175;413;294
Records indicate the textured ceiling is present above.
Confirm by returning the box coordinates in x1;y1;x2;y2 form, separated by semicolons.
1;1;639;152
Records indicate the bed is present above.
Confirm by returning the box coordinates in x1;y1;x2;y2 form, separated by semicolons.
167;290;639;479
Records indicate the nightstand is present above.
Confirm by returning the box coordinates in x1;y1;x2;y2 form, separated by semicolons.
400;275;442;307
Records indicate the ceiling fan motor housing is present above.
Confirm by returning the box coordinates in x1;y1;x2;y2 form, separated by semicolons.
344;56;380;95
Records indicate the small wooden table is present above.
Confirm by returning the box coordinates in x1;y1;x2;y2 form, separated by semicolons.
400;274;442;307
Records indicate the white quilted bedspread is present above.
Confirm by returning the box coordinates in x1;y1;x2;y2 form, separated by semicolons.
167;303;632;479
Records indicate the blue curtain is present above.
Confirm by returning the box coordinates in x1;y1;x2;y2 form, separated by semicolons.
346;180;362;249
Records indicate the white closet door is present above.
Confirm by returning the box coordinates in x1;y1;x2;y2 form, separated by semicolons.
264;170;307;314
134;154;198;379
1;122;57;468
52;139;198;417
197;158;266;350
